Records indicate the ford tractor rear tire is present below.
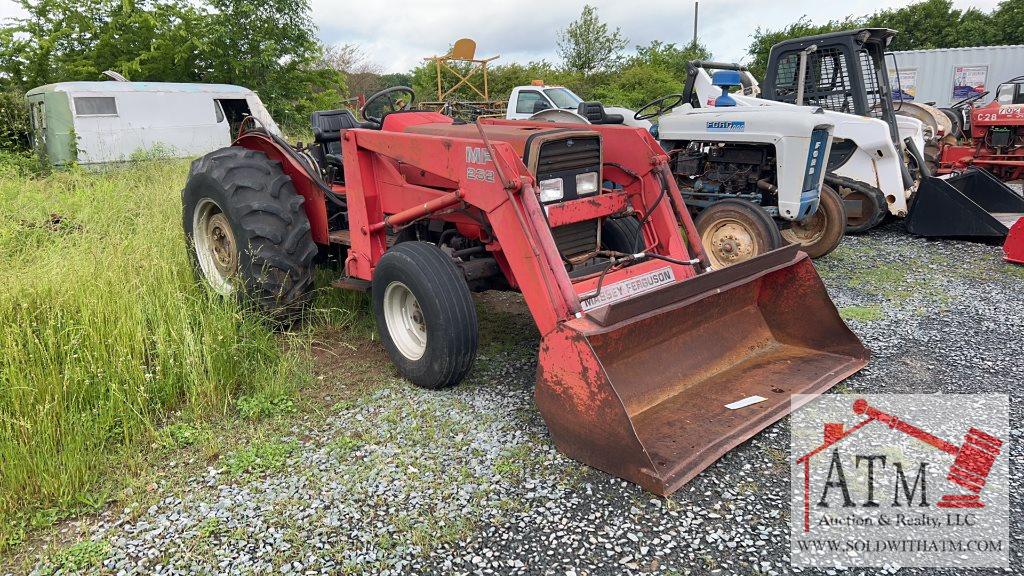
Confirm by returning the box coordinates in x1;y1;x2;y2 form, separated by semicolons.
372;241;478;389
695;199;782;269
780;184;846;258
183;146;317;322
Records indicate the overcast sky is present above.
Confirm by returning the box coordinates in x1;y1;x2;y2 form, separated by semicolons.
0;0;1002;72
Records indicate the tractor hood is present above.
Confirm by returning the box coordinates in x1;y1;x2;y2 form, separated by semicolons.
402;121;598;160
658;104;834;141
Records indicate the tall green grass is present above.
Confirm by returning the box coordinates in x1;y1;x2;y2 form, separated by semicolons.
0;160;304;544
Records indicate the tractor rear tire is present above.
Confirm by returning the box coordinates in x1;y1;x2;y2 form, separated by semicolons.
372;241;478;389
695;199;782;268
602;215;644;254
183;146;317;322
781;184;846;258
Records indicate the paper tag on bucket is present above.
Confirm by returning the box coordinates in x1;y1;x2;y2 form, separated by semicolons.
724;395;767;410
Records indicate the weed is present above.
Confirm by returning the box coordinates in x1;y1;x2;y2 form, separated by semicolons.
224;438;299;477
0;161;308;545
328;434;362;459
237;391;297;421
196;516;225;540
40;539;110;575
839;305;884;322
158;422;204;448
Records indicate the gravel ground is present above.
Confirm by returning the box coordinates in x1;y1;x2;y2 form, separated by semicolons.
27;221;1024;576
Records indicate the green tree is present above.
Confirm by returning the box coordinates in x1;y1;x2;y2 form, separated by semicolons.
628;40;711;81
0;0;344;135
557;4;628;76
747;0;1022;80
990;0;1024;44
746;16;859;79
864;0;996;50
199;0;344;129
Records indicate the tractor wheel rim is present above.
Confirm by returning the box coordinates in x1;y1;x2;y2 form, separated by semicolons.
193;199;238;295
383;281;427;361
702;219;757;268
783;209;827;245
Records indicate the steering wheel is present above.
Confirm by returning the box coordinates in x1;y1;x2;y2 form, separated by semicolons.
950;90;989;110
361;86;416;126
634;94;686;121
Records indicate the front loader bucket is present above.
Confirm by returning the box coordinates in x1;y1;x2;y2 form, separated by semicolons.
906;168;1024;239
1004;218;1024;265
536;245;869;496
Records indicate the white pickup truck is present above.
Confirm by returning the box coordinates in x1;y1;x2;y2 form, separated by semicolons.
505;83;650;128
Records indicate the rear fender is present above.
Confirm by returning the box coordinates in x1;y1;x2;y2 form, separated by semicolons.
234;132;330;244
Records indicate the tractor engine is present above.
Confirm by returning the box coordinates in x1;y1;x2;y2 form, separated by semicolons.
400;122;607;274
671;143;778;213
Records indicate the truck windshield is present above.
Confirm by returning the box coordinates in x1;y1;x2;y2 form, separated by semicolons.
544;88;582;109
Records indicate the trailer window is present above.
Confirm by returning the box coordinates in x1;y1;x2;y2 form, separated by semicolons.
516;91;548;114
74;96;118;116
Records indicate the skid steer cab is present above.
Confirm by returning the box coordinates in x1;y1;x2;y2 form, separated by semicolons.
182;86;869;495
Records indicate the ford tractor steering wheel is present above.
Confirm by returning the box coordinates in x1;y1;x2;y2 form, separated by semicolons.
634;94;686;121
361;86;416;127
950;90;989;110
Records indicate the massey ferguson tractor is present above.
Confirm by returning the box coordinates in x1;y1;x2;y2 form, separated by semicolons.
182;86;869;495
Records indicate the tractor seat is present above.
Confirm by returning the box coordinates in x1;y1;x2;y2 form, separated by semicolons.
578;102;624;125
310;109;362;168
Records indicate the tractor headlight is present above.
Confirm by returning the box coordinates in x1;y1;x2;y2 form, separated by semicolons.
576;171;599;196
538;178;564;202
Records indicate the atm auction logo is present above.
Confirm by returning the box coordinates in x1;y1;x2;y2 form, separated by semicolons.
790;394;1009;569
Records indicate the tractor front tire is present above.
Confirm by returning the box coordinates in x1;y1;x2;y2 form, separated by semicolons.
182;146;317;322
602;215;644;254
781;184;846;258
372;242;478;389
695;199;782;268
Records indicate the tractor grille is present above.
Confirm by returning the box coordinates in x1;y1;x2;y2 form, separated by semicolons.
535;135;602;259
536;136;602;203
551;220;600;260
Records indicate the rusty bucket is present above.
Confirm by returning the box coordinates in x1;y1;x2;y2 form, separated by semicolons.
535;245;869;496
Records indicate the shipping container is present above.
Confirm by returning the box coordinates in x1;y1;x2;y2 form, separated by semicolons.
887;45;1024;108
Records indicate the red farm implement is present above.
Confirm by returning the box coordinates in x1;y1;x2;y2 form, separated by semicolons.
181;86;869;495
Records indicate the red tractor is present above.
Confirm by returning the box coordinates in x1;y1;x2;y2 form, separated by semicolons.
181;86;868;495
938;75;1024;181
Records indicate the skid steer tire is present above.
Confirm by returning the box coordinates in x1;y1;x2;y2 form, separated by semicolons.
780;184;846;258
183;146;317;322
602;216;644;254
828;175;887;234
372;241;478;389
695;199;782;269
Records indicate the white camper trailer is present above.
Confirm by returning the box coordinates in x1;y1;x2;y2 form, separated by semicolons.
25;81;280;166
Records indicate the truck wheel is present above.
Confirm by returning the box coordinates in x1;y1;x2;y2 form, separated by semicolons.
372;242;478;389
602;216;644;253
695;199;782;268
781;184;846;258
183;147;317;321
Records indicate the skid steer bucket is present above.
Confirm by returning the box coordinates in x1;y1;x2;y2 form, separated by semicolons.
906;168;1024;239
536;245;869;496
